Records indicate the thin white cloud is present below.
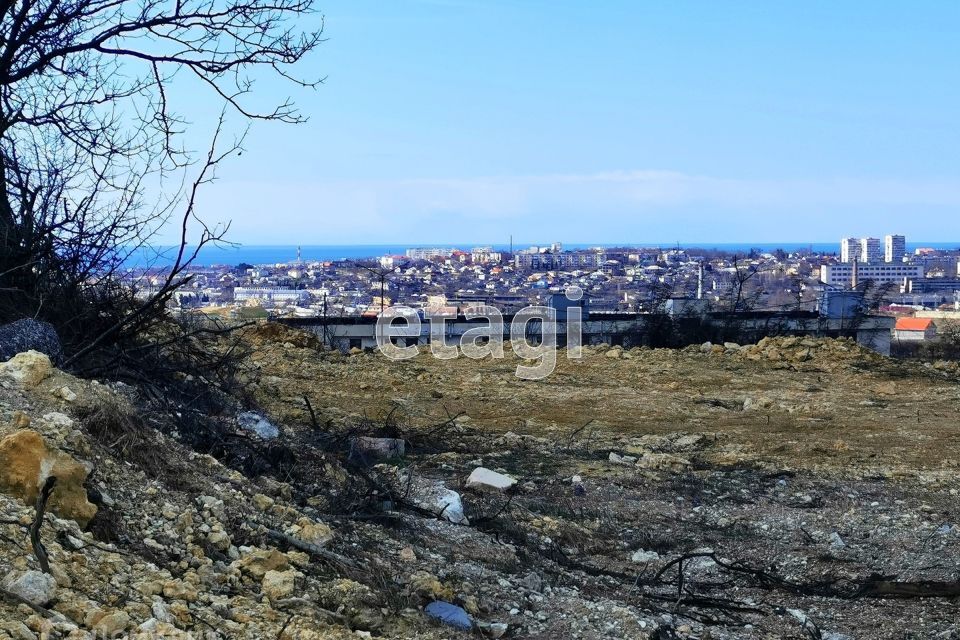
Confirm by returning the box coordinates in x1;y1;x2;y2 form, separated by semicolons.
180;170;960;243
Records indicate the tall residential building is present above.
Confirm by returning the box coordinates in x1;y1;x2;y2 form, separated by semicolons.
859;237;882;263
840;237;861;263
884;234;906;263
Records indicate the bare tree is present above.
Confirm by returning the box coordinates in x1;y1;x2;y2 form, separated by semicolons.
840;279;895;346
353;260;400;313
0;0;322;371
725;255;764;313
714;255;767;342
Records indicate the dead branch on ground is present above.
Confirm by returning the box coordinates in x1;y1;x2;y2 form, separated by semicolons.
30;476;56;574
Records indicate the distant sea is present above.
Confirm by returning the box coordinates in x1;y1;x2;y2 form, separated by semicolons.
124;242;960;268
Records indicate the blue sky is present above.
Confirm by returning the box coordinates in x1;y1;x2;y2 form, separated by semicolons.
174;1;960;245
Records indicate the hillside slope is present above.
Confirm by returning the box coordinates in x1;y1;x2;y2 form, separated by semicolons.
1;328;958;639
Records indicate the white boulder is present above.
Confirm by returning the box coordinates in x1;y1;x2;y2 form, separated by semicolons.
466;467;517;492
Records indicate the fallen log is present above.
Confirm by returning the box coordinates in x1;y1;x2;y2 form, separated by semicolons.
655;552;960;600
855;580;960;599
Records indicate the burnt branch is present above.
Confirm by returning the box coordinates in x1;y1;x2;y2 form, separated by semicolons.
30;475;56;574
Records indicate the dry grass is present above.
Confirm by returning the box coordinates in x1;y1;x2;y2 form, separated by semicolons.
243;334;960;479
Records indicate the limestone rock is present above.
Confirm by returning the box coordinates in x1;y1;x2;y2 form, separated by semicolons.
466;467;517;492
408;571;454;601
40;412;73;429
609;452;638;465
234;549;290;580
252;493;275;512
0;430;97;526
289;517;334;548
0;350;53;387
261;569;297;601
3;570;57;607
162;579;199;602
207;530;231;552
404;475;469;524
92;611;130;636
52;386;77;402
435;489;467;524
635;452;691;472
631;549;660;564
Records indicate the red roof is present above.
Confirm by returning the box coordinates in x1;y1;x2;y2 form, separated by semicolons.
895;317;933;331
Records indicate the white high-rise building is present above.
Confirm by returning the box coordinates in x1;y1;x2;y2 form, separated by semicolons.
840;237;861;263
859;237;882;263
885;234;906;263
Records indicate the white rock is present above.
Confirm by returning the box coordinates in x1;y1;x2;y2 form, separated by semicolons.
53;386;77;402
787;608;809;625
4;570;57;606
139;618;161;632
609;452;637;465
403;474;469;524
436;489;468;524
42;412;74;428
631;549;660;564
152;599;175;624
237;411;279;439
466;467;517;492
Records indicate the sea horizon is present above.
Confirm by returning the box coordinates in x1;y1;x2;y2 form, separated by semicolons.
124;241;960;268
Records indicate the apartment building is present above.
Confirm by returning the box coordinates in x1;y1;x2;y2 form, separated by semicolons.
820;263;923;288
885;234;906;263
840;237;861;263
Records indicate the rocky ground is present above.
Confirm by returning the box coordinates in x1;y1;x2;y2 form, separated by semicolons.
1;326;959;639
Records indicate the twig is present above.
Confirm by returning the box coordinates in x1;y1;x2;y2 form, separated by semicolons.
273;597;348;624
265;529;360;570
472;494;516;525
0;586;67;621
303;395;320;430
276;613;294;640
566;419;594;442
